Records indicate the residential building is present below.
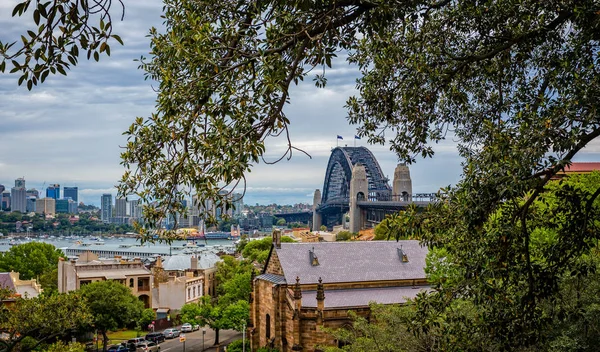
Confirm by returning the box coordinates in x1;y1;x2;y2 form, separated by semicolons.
63;187;78;202
151;256;205;311
101;194;112;223
152;252;221;298
115;197;127;217
46;184;60;199
58;251;153;308
0;271;43;299
249;231;429;352
35;197;56;215
232;192;244;218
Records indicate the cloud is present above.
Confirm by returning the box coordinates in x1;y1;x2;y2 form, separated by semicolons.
0;1;465;207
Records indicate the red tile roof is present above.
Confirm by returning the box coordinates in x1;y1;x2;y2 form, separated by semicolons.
564;162;600;173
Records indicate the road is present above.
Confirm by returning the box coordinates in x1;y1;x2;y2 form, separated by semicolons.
158;329;242;352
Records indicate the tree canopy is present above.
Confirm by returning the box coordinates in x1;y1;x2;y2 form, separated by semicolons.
0;242;64;282
0;290;92;352
79;280;144;351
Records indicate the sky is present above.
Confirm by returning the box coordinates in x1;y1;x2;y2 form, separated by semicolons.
1;2;598;207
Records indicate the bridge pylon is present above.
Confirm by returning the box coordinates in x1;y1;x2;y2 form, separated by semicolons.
393;164;412;201
312;189;322;231
349;163;368;233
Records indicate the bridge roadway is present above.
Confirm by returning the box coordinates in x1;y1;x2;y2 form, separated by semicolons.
275;199;433;226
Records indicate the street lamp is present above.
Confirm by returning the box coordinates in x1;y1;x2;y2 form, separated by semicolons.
202;329;206;351
242;323;246;352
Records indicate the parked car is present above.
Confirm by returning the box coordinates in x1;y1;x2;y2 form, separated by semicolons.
127;338;146;345
181;323;193;333
107;346;129;352
145;332;165;344
162;328;180;339
135;341;160;352
193;324;200;331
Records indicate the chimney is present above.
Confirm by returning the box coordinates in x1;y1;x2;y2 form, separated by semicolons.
273;229;282;249
397;246;409;263
316;277;325;311
309;247;319;266
191;256;198;270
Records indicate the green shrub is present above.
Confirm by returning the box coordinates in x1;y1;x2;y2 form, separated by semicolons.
226;339;250;352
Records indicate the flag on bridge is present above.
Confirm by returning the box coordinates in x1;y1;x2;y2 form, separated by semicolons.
337;135;343;140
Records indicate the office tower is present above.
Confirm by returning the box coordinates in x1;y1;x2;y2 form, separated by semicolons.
26;188;39;198
101;194;112;223
0;185;5;194
36;198;56;215
46;184;60;199
11;178;26;213
55;199;69;213
1;191;10;210
63;187;78;202
68;199;78;214
26;197;37;213
15;178;25;189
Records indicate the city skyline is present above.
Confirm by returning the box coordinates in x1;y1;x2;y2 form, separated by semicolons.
2;2;600;207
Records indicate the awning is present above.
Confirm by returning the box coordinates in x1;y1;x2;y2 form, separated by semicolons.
104;274;127;280
156;308;170;313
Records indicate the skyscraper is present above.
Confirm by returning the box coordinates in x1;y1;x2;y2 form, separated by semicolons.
63;187;78;202
101;194;112;223
46;184;60;199
11;178;26;213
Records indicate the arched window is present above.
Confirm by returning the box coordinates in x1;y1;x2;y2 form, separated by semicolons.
266;314;271;340
193;286;196;297
129;278;134;288
188;287;191;299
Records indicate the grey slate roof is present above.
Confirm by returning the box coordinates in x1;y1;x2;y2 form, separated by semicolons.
274;240;427;285
162;253;221;271
256;273;287;285
0;273;15;292
301;286;429;308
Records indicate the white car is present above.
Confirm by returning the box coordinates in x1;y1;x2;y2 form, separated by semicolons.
181;323;193;332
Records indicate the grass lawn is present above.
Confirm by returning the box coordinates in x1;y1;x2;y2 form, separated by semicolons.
103;330;144;345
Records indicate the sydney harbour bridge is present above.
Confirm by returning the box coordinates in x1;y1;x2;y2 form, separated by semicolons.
278;146;436;232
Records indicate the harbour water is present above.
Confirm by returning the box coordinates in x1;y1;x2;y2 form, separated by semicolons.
0;235;238;259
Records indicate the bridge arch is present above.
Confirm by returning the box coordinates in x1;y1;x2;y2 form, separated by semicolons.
321;147;391;204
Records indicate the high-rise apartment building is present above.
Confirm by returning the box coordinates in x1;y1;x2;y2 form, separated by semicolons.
115;197;127;217
63;187;78;202
101;194;112;223
11;178;26;213
46;184;60;199
127;199;142;220
232;192;244;218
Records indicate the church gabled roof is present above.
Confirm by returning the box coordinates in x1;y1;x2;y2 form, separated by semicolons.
272;240;427;285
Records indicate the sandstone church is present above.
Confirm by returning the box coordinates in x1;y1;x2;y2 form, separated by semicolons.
249;230;430;351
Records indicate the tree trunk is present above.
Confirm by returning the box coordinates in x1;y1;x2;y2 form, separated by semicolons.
214;328;220;345
102;331;109;352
